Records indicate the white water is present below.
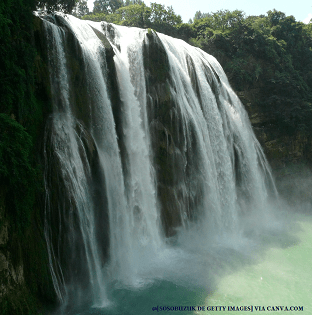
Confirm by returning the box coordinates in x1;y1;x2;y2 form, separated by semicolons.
42;14;279;311
44;20;108;306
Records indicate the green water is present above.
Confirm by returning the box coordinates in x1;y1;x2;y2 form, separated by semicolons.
61;211;312;315
203;213;312;315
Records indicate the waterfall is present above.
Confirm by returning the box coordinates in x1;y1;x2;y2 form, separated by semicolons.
43;19;109;306
42;13;277;308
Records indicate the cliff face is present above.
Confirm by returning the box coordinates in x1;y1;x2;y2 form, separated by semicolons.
238;89;312;206
0;187;56;314
0;16;55;314
0;190;24;310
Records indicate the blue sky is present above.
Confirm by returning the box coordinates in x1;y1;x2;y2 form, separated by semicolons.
87;0;312;23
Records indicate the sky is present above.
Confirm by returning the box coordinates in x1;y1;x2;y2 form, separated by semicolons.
87;0;312;23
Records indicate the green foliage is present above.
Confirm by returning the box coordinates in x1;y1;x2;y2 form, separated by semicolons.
117;3;151;27
0;10;46;248
36;0;76;12
174;23;196;41
84;2;182;35
93;0;123;14
189;9;312;135
0;0;35;116
0;2;46;232
72;0;89;17
0;1;55;313
193;10;210;21
124;0;143;5
192;9;245;32
149;3;181;26
0;114;40;233
267;9;286;27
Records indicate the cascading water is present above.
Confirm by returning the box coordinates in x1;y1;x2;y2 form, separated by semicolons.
155;33;277;236
43;19;109;306
41;13;278;313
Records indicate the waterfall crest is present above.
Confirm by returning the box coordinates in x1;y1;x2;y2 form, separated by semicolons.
42;13;277;307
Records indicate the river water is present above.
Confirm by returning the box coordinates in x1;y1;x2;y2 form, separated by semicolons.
55;207;311;315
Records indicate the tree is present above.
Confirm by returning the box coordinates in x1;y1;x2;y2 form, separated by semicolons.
194;10;202;20
149;3;182;26
116;3;151;27
72;0;89;17
267;9;286;26
36;0;76;12
93;0;123;14
86;1;182;34
124;0;144;6
193;10;210;21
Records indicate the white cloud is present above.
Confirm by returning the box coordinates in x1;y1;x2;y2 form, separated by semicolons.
303;13;312;24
